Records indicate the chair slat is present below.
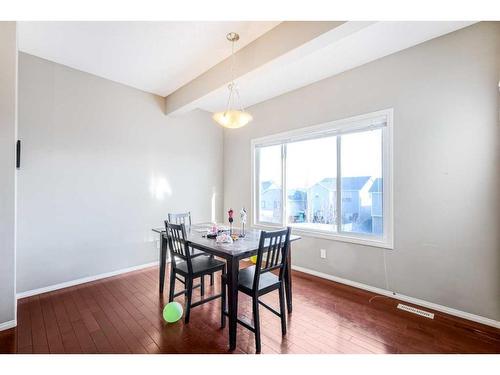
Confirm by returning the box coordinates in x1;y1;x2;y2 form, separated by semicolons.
253;228;291;281
165;221;191;264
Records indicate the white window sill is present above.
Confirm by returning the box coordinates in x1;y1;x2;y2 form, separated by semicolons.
252;223;393;250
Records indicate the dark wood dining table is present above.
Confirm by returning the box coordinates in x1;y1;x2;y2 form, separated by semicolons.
152;223;301;351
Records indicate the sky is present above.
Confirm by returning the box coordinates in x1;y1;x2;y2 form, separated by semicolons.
259;129;382;190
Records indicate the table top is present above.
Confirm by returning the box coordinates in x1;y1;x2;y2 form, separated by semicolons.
153;223;301;259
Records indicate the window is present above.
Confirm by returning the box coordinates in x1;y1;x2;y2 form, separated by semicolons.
340;129;383;236
256;144;282;224
286;136;337;231
252;109;393;249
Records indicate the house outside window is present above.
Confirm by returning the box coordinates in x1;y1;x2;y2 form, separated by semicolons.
252;109;393;249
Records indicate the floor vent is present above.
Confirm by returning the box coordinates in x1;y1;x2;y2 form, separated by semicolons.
397;303;435;319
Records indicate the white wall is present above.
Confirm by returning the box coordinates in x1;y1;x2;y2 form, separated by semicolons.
0;22;17;328
17;53;224;294
223;22;500;321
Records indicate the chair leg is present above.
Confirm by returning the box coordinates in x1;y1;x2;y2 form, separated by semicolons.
252;296;261;354
279;283;287;336
168;269;176;302
221;275;226;329
210;255;215;285
185;277;193;324
200;275;205;297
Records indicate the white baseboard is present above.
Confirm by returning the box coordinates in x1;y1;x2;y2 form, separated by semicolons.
0;319;17;332
16;261;159;300
291;265;500;330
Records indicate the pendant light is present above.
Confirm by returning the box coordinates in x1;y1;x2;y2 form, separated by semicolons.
212;32;253;129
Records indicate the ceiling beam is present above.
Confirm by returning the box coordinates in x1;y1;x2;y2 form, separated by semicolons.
164;21;346;115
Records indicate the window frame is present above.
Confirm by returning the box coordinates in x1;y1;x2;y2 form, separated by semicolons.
251;109;394;249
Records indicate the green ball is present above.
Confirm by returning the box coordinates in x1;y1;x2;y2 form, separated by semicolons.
163;302;183;323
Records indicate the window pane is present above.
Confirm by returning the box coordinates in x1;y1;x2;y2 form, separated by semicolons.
286;136;337;231
340;129;383;235
258;145;282;224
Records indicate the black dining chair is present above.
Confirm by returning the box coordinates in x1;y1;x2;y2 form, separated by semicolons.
168;211;215;286
165;221;226;324
221;227;291;353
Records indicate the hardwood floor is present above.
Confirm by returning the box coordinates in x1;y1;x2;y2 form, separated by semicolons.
0;264;499;354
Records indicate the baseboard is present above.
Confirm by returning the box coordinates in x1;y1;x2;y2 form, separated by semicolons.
291;265;500;330
16;261;159;300
0;319;17;332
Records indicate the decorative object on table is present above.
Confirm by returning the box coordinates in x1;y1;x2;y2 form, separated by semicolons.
216;232;233;244
163;301;183;323
228;208;234;235
212;32;253;129
239;207;247;237
250;255;257;264
205;223;219;238
211;223;218;234
204;223;230;238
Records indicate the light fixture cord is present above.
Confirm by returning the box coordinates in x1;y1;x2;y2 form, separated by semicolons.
224;34;246;114
224;38;236;114
231;37;235;83
225;83;234;114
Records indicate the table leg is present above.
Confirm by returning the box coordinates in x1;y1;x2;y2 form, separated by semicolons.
159;234;167;294
284;242;293;313
226;257;239;351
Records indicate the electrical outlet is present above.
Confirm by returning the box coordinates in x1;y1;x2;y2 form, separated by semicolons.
156;240;160;250
320;249;327;259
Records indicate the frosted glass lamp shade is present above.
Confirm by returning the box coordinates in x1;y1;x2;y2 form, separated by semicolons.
212;110;253;129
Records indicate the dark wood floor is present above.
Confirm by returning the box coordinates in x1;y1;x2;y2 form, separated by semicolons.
0;264;499;354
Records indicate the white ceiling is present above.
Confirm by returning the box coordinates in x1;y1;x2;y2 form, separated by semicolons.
18;21;476;112
17;21;280;97
189;21;476;113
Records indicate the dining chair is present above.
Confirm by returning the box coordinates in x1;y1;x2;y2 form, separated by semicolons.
165;221;226;324
168;211;215;286
168;212;192;227
221;227;291;353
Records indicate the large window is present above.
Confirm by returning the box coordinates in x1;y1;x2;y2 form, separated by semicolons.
252;109;393;248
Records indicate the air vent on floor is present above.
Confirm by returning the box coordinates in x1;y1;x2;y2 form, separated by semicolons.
397;303;435;319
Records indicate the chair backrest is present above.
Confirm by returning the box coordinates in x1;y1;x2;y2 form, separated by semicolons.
164;221;192;271
168;212;192;227
253;227;291;291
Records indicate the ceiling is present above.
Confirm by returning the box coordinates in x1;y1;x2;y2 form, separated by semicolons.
18;21;476;112
17;21;280;97
189;21;476;113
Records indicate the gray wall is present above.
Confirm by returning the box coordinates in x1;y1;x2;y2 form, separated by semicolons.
223;22;500;320
0;22;17;327
17;53;224;293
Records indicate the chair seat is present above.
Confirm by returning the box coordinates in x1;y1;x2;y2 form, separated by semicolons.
175;255;225;276
237;266;280;295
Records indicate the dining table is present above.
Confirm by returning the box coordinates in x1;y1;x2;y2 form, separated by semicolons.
152;223;301;351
